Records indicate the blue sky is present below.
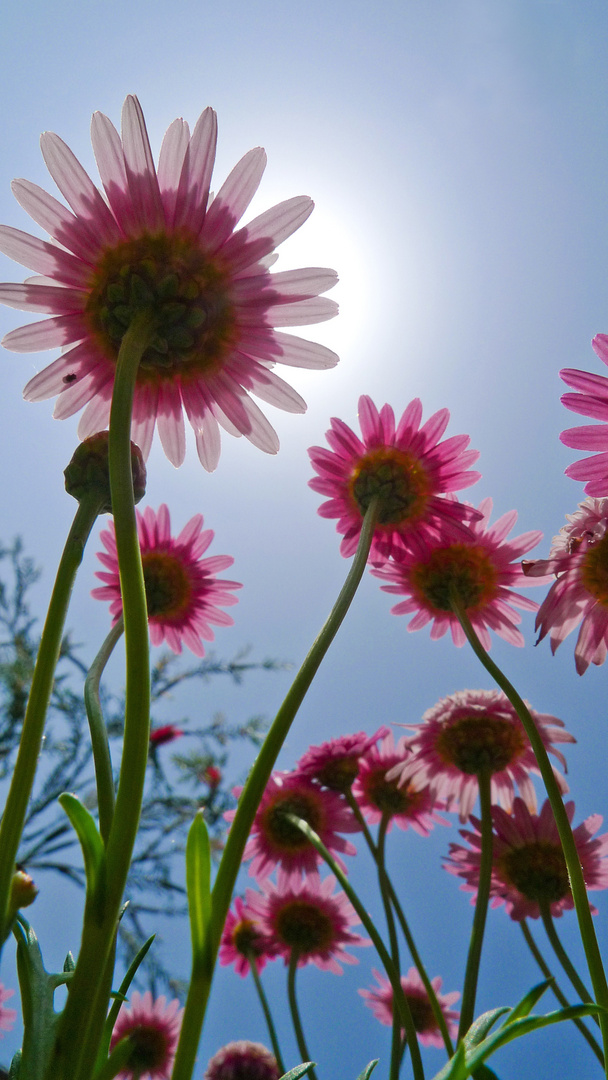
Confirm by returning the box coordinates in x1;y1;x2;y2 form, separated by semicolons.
2;2;608;1077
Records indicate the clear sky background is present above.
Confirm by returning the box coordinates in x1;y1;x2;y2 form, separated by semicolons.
2;2;608;1078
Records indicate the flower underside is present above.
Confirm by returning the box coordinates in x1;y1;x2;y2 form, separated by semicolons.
499;842;569;903
366;773;423;817
435;715;526;775
316;756;359;791
275;900;334;952
581;532;608;606
406;994;437;1035
349;448;430;526
232;920;264;958
122;1023;169;1071
410;544;498;612
262;794;322;851
142;551;193;620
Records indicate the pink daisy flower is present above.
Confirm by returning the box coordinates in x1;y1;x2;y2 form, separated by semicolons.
0;96;338;470
0;983;16;1036
92;503;241;656
523;497;608;674
352;731;447;835
204;1041;279;1080
359;968;459;1047
225;772;359;884
391;689;574;822
219;895;276;977
295;726;389;793
560;334;608;496
245;874;369;973
308;395;481;561
110;989;183;1080
373;497;546;649
445;798;608;921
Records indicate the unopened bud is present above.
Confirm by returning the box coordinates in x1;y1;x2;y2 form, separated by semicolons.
9;869;38;913
64;432;147;513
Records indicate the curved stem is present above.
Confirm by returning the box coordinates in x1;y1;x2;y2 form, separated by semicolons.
249;957;286;1074
458;770;493;1040
0;493;102;943
287;953;318;1080
84;618;124;844
171;499;379;1080
451;595;608;1071
377;816;402;1080
541;903;597;1016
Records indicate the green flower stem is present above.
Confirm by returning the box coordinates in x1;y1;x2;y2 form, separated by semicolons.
84;617;124;844
520;919;604;1065
0;492;103;943
49;311;157;1080
345;792;454;1056
249;956;286;1074
171;499;379;1080
378;816;402;1080
458;770;493;1041
540;903;597;1017
451;594;608;1070
287;953;318;1080
285;813;425;1080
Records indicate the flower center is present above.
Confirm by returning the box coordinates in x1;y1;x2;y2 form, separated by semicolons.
434;715;527;775
142;550;193;620
85;233;237;380
275;900;335;953
410;544;498;612
233;919;265;958
349;448;430;526
365;769;423;818
262;792;323;852
406;993;437;1035
581;532;608;606
499;841;570;903
316;756;360;792
123;1023;169;1071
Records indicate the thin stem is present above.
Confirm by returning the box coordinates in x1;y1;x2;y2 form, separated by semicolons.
0;493;102;942
287;953;318;1080
458;770;493;1040
171;499;379;1080
377;816;402;1080
84;618;124;843
541;903;597;1016
451;594;608;1072
520;920;604;1065
249;957;286;1074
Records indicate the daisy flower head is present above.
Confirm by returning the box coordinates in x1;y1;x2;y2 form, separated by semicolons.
308;395;481;561
219;895;276;977
92;503;241;656
373;497;546;650
0;983;16;1036
295;726;390;793
359;968;459;1047
523;497;608;674
560;334;608;495
225;772;359;884
352;730;447;835
445;798;608;921
245;874;369;973
394;689;574;823
0;96;339;470
204;1041;279;1080
109;990;183;1080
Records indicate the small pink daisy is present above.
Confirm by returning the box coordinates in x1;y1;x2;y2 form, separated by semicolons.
445;798;608;921
308;395;481;561
523;497;608;674
92;503;241;656
0;96;338;470
245;874;369;972
373;497;546;650
204;1041;279;1080
0;983;16;1036
352;731;446;835
109;989;183;1080
219;895;276;977
295;726;389;793
359;968;459;1047
391;689;574;822
225;772;359;883
560;334;608;495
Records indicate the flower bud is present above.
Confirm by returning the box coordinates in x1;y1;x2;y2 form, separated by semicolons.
9;869;38;914
64;432;146;513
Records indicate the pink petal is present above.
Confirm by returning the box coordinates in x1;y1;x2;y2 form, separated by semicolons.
121;95;165;232
40;131;120;246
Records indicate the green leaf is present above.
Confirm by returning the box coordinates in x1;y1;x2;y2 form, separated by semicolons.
463;1004;604;1075
501;980;552;1026
430;1042;467;1080
355;1060;379;1080
279;1066;316;1080
13;918;58;1080
463;1008;510;1048
186;811;211;959
96;935;156;1069
58;793;106;912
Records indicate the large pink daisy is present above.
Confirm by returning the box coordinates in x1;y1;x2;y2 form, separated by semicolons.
352;731;447;835
523;497;608;674
0;96;338;470
110;990;183;1080
392;689;574;822
359;968;459;1047
308;395;481;561
219;895;276;977
245;874;369;973
446;798;608;921
295;726;389;793
560;334;608;496
92;503;241;656
373;497;546;649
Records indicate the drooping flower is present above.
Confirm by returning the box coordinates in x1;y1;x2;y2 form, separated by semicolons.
373;497;546;650
225;772;359;884
204;1041;279;1080
295;726;389;793
445;798;608;921
0;984;16;1036
109;990;183;1080
359;968;459;1047
560;334;608;496
0;96;338;470
245;874;369;972
352;730;446;835
92;503;241;656
308;395;481;561
391;689;574;822
523;497;608;674
219;895;276;977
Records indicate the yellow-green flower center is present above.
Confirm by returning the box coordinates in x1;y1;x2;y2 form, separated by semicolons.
233;919;264;958
498;841;570;903
275;900;335;953
581;532;608;606
410;544;498;612
142;551;193;620
349;448;430;526
435;715;526;775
